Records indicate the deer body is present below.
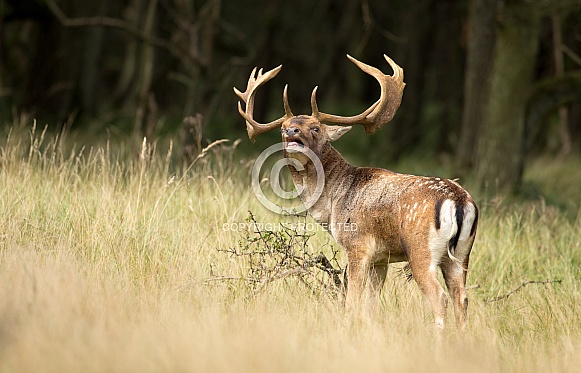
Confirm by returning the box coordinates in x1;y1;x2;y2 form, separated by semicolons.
235;55;478;333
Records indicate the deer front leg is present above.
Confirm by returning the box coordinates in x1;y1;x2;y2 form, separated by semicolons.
344;253;369;321
344;250;388;322
365;263;388;318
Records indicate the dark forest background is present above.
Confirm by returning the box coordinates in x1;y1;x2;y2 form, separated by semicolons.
1;0;581;194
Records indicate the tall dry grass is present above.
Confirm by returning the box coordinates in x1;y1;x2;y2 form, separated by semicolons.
0;124;580;372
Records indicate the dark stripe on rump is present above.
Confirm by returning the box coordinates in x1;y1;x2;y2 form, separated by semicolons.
470;204;479;237
448;201;465;254
434;198;444;230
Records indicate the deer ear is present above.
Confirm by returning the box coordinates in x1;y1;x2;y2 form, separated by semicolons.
326;125;352;142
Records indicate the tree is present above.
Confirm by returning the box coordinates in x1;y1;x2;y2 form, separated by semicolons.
474;3;540;193
460;0;581;194
457;0;497;170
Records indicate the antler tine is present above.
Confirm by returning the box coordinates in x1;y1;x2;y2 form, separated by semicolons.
283;85;293;117
311;54;405;134
234;65;294;142
311;86;378;123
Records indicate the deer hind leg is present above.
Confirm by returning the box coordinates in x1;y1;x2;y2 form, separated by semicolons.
401;237;448;335
441;233;476;333
441;202;477;333
409;257;448;334
441;259;468;332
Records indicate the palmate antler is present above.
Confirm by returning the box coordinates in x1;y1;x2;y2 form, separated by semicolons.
234;54;405;140
311;54;405;134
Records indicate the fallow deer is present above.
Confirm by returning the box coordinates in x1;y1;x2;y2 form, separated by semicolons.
234;54;478;333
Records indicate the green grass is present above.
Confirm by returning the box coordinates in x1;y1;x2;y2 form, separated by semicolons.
0;124;580;372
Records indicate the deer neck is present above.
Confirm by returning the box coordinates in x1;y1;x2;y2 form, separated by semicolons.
288;143;353;224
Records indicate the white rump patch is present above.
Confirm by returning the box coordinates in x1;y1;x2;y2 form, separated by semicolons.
438;199;457;239
458;203;477;242
428;199;458;266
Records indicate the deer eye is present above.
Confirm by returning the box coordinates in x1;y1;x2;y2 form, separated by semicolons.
311;127;320;133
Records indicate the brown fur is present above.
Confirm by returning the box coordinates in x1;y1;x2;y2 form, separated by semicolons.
235;56;478;333
281;116;478;332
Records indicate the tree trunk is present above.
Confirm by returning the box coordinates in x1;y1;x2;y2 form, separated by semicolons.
475;6;540;193
133;0;157;140
551;13;571;159
114;0;141;104
389;0;433;159
457;0;497;169
426;0;465;154
525;71;581;153
80;0;110;115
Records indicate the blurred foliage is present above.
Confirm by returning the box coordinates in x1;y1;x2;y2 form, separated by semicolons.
1;0;581;193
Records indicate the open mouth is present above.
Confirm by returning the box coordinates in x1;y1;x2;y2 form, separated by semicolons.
285;139;305;148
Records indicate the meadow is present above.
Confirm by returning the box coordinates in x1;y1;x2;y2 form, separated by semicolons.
0;123;580;372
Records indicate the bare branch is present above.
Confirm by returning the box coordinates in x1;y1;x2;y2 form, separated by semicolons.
562;45;581;67
204;276;261;284
311;253;343;289
253;268;309;296
356;0;405;54
209;211;345;301
486;279;562;303
43;0;205;70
